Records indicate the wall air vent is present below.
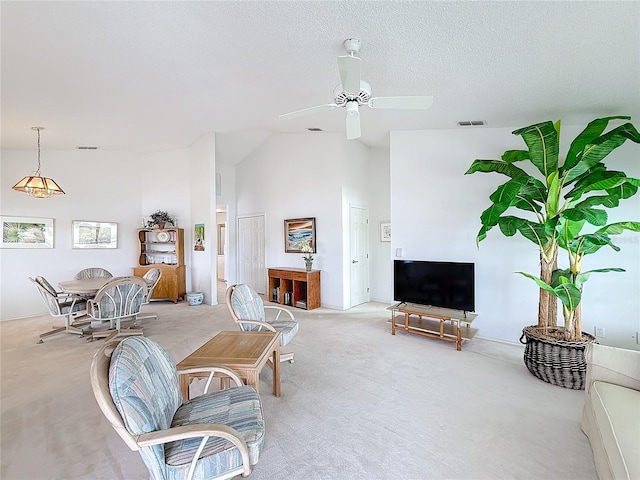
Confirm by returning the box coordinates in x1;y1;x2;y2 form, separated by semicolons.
457;120;486;127
307;128;323;132
76;146;99;150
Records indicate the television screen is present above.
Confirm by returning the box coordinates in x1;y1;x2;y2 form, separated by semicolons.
394;260;475;312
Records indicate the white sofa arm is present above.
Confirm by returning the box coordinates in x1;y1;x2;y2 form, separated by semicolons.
585;343;640;394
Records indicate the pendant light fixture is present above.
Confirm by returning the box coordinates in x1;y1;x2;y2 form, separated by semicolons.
12;127;65;198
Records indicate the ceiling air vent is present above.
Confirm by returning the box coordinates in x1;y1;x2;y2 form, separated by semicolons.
457;120;486;127
76;146;99;150
307;128;323;132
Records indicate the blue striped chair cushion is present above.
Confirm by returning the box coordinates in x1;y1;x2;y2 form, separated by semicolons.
164;386;265;480
230;284;266;331
109;337;183;435
270;320;299;347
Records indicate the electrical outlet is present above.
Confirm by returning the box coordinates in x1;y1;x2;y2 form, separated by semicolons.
594;326;605;338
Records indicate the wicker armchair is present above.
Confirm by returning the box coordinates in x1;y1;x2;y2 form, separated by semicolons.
90;337;265;480
226;284;298;363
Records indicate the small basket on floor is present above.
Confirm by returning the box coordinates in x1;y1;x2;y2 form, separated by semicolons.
186;292;204;306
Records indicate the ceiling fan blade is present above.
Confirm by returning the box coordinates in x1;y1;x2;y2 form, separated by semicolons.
368;95;434;110
345;108;361;140
279;103;338;120
338;55;361;95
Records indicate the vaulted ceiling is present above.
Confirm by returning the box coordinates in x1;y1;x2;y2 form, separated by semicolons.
2;1;639;164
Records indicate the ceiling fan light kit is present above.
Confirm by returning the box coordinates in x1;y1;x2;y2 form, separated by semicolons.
279;38;434;140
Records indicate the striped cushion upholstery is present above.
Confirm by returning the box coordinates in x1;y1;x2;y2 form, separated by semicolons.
270;320;299;347
109;336;265;480
230;284;266;331
165;386;265;480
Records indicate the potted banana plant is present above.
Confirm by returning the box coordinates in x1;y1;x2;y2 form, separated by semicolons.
465;116;640;389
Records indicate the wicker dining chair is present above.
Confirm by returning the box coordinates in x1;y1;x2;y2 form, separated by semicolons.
74;267;113;280
88;277;147;342
29;276;90;343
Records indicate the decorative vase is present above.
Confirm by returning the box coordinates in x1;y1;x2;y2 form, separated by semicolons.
519;325;597;390
158;222;166;230
305;260;313;272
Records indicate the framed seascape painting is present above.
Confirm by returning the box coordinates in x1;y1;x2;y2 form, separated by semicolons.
0;216;53;248
284;217;316;253
72;220;117;249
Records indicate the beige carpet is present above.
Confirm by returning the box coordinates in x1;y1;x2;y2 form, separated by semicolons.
0;299;596;479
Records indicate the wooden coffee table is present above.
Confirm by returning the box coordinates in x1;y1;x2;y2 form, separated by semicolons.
176;331;281;401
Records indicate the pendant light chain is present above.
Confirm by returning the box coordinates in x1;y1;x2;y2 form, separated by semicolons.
34;127;42;176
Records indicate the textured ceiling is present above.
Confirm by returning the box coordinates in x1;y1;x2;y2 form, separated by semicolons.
2;1;639;164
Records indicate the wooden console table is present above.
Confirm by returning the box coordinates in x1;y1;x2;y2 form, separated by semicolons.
267;268;320;310
389;303;478;351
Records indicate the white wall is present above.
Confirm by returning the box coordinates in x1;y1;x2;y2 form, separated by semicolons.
391;126;640;348
340;139;371;308
1;149;143;319
141;148;192;292
189;133;216;304
1;145;195;320
235;133;347;309
367;147;392;302
215;160;236;285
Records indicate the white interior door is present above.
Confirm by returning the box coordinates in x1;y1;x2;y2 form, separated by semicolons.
350;205;369;307
237;214;267;294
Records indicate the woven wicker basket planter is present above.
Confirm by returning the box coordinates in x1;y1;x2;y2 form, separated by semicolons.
519;325;598;390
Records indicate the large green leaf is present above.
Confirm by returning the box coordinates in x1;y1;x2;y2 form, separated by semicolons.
563;116;631;172
595;221;640;235
566;170;626;199
546;171;561;217
502;150;530;163
567;233;620;255
512;121;559;179
518;271;582;311
498;216;548;246
557;218;585;249
562;207;608;226
574;194;620;210
478;177;531;236
607;182;639;200
465;159;528;179
564;123;640;183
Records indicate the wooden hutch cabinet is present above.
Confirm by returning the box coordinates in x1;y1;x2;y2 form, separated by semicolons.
133;228;186;303
267;268;320;310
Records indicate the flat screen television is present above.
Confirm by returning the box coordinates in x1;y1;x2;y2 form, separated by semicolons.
394;260;475;312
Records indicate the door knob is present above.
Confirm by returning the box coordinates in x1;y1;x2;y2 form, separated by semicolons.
352;260;358;264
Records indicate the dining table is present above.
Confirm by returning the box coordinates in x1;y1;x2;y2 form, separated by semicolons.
58;277;112;296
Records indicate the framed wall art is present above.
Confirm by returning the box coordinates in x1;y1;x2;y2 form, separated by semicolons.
380;222;391;242
1;216;53;248
284;217;316;253
194;223;205;251
72;220;117;249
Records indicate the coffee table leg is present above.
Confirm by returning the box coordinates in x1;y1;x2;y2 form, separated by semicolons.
273;343;281;397
180;374;190;402
246;371;259;394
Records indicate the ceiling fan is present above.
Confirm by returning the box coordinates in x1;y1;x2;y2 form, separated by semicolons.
279;38;434;140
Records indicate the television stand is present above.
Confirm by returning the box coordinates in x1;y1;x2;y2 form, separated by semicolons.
389;303;478;351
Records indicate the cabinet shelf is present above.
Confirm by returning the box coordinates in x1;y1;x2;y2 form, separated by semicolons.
268;268;320;310
135;228;186;303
